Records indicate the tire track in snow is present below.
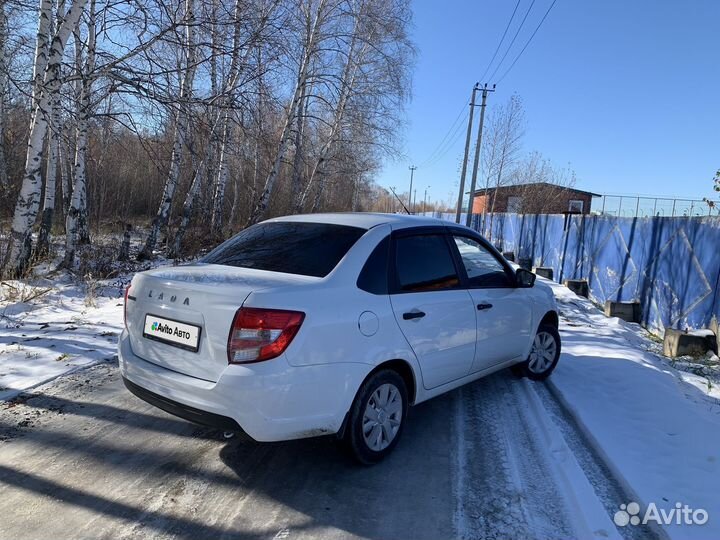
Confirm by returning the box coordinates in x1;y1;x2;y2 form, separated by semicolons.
452;372;579;540
536;380;665;540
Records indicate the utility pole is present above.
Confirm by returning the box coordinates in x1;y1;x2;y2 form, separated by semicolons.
423;186;430;215
408;165;417;214
455;83;480;223
465;84;495;228
413;189;417;212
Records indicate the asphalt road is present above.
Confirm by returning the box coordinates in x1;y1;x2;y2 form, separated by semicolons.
0;360;623;540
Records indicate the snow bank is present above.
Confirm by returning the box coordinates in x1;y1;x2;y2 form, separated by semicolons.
547;278;720;540
0;277;125;401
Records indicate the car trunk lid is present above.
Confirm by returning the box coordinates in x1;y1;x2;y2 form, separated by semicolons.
125;263;317;382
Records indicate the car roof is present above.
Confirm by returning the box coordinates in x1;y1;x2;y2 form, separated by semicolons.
265;212;453;230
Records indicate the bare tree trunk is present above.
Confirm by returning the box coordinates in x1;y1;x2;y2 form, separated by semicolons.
297;12;367;213
168;160;205;258
59;134;71;220
2;0;88;277
37;115;59;256
210;0;253;234
138;0;197;260
118;224;131;261
228;161;243;231
31;0;53;122
290;82;310;213
37;0;66;256
0;4;9;190
64;0;96;267
210;110;231;235
247;0;328;225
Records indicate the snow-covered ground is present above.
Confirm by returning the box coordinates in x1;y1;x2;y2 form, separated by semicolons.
0;276;127;401
545;278;720;540
1;267;719;539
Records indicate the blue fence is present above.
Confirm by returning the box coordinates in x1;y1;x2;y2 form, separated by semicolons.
429;212;720;334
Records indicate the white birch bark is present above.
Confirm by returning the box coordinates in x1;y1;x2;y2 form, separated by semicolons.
290;81;310;213
37;0;65;256
64;0;96;267
0;4;10;189
59;135;71;218
138;0;197;260
247;0;328;225
168;160;205;258
2;0;88;276
210;0;250;235
299;17;367;214
30;0;53;124
37;108;59;255
210;110;231;235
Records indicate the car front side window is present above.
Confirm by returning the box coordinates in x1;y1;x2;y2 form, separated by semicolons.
453;236;512;288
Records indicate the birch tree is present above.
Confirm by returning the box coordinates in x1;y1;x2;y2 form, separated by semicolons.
2;0;88;277
63;0;96;267
481;94;524;236
246;0;330;225
138;0;198;260
0;3;10;190
37;0;66;256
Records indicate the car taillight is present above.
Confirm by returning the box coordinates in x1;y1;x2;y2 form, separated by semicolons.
124;285;131;328
227;307;305;364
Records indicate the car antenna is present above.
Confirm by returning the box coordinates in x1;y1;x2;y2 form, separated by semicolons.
388;186;412;215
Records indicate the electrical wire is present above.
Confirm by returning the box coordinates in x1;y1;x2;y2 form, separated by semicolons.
417;100;469;168
496;0;559;84
479;0;522;83
487;0;537;82
419;109;471;168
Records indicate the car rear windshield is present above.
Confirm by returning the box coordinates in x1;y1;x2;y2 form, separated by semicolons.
201;221;366;278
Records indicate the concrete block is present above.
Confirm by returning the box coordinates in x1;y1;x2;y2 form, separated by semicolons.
502;251;515;262
663;328;712;358
564;279;589;298
709;316;719;354
518;257;532;270
534;267;554;280
604;301;641;323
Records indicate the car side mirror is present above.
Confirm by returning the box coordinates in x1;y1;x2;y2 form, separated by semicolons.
515;268;536;288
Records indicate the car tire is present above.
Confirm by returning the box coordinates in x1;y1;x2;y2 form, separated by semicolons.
516;324;561;381
343;369;408;465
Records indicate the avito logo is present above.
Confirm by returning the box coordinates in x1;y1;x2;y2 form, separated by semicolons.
151;322;173;335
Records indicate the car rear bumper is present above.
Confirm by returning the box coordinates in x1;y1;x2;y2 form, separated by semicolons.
118;330;369;442
122;376;243;433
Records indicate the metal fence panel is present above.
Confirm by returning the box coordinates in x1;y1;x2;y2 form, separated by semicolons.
427;212;720;334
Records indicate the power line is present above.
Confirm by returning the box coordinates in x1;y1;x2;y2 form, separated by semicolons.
419;109;470;168
479;0;522;83
418;101;468;167
496;0;559;84
487;0;537;82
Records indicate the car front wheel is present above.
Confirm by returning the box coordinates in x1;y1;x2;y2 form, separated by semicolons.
343;369;408;465
515;324;561;381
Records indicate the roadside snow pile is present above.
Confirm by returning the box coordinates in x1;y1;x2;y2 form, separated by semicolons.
545;278;720;540
0;274;127;400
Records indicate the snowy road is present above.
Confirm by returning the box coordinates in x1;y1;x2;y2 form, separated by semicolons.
0;356;634;540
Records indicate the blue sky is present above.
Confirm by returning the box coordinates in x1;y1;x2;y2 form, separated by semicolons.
377;0;720;207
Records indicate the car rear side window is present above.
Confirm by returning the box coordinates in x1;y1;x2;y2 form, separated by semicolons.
394;234;459;292
357;236;390;294
202;222;366;278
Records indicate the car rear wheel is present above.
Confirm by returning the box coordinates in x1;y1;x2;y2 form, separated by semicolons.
343;369;408;465
515;324;561;381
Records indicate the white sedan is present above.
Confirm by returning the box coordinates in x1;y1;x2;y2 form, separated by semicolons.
119;213;560;463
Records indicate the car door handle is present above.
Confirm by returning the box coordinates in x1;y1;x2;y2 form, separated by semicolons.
477;303;493;311
403;311;426;320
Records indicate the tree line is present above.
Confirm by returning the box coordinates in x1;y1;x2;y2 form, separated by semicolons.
0;0;414;277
